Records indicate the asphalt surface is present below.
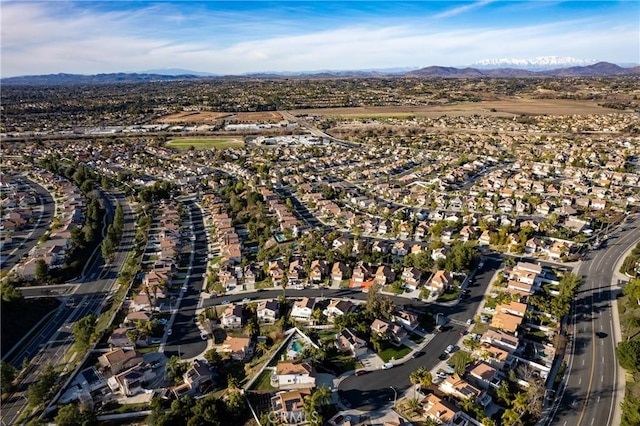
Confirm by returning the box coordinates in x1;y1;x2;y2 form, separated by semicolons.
0;177;55;272
163;199;208;360
198;257;500;411
0;192;136;426
547;214;640;426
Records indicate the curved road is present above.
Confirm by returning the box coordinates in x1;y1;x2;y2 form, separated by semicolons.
0;191;136;426
548;214;640;426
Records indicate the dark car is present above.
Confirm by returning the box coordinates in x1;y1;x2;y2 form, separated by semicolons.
412;351;425;358
355;369;369;376
438;353;448;360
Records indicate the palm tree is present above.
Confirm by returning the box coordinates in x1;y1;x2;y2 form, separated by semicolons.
407;397;421;415
256;341;269;355
501;408;521;426
513;392;528;415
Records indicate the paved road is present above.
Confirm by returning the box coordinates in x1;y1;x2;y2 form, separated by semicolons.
163;199;208;360
0;192;135;426
198;257;499;411
547;215;640;426
336;257;499;411
0;177;55;272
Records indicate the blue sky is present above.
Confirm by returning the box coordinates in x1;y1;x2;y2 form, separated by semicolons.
1;1;638;76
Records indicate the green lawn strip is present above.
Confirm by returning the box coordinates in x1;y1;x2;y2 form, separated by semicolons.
325;354;363;373
250;369;276;391
437;287;460;302
378;345;411;363
166;138;244;150
409;333;424;344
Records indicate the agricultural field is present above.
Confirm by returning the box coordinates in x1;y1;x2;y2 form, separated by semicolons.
165;138;244;149
159;111;284;124
290;98;627;119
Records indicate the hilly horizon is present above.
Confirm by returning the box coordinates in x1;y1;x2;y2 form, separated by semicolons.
2;61;638;85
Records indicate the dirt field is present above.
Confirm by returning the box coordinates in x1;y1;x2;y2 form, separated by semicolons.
289;99;627;118
158;111;284;124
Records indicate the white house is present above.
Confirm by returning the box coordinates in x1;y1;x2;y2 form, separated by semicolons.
290;297;316;321
257;299;279;324
271;360;316;390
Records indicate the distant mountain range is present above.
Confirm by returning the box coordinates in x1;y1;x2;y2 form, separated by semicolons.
2;62;638;85
469;56;599;70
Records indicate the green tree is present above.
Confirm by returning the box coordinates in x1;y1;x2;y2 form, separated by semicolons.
166;356;188;384
366;282;394;319
501;408;521;425
620;396;640;426
0;361;18;394
35;259;48;281
72;315;97;350
54;403;96;426
623;278;640;305
617;340;640;372
28;364;57;407
1;281;22;303
204;349;223;367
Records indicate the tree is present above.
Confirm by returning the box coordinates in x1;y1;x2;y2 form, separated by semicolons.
54;403;96;426
166;356;188;385
366;282;394;319
513;392;528;414
501;408;521;425
1;281;22;303
409;366;432;390
204;349;223;367
616;340;640;372
623;278;640;305
28;364;57;407
35;259;48;281
496;380;513;407
72;315;97;350
1;361;18;394
126;329;138;348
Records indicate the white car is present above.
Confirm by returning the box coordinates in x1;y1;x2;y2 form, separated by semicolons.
445;344;455;354
381;362;394;370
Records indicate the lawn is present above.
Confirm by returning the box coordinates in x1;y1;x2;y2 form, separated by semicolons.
166;138;244;150
378;345;412;363
325;354;363;374
250;369;276;391
409;333;424;344
437;287;461;302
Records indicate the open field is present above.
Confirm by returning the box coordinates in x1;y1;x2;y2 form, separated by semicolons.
159;111;284;124
289;98;628;118
166;138;244;149
158;111;232;123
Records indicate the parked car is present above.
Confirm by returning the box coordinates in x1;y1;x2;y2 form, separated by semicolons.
381;362;394;370
445;344;455;354
439;353;448;360
355;369;369;376
200;333;208;340
412;351;425;358
466;318;474;325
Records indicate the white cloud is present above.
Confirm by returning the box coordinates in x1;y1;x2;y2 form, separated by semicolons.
1;2;638;76
432;0;494;19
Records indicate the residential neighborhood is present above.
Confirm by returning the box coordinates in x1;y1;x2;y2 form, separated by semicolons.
1;74;638;426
